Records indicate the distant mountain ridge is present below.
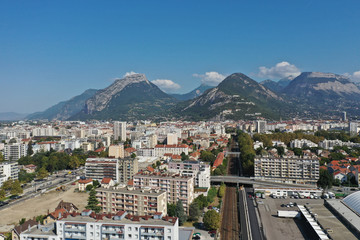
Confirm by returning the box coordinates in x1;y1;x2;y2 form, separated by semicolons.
171;84;213;101
26;89;98;120
260;75;294;93
0;112;28;121
24;71;360;121
178;73;288;120
71;74;177;121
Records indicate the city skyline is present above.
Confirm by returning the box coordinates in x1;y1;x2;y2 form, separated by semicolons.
1;0;360;113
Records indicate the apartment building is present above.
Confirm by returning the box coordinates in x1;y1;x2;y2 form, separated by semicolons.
254;156;320;185
133;173;194;213
154;144;189;157
114;121;127;142
109;144;125;158
85;158;119;183
168;160;210;189
118;157;138;183
21;210;179;240
96;186;167;216
0;161;19;187
3;143;27;161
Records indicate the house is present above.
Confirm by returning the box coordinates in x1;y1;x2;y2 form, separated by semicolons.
101;177;115;188
12;219;37;240
55;200;78;213
22;164;37;173
78;178;93;191
43;208;68;224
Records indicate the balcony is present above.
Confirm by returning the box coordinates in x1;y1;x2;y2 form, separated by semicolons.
64;232;86;239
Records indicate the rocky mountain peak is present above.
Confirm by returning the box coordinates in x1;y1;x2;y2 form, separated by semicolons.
85;73;151;113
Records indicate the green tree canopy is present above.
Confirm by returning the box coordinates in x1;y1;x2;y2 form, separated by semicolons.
188;201;200;222
37;167;49;179
167;203;177;217
218;183;226;198
10;180;23;195
86;189;101;213
317;169;333;189
194;195;208;209
176;200;187;225
27;141;34;156
204;210;220;230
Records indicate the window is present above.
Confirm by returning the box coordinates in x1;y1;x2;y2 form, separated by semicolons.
135;227;138;231
128;227;132;231
90;225;93;229
167;228;171;233
128;234;132;238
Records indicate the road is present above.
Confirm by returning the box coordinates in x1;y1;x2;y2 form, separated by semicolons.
0;168;84;210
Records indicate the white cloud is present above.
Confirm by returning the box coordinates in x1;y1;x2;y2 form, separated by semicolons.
123;71;138;77
193;71;226;86
257;61;301;79
151;79;181;93
344;71;360;82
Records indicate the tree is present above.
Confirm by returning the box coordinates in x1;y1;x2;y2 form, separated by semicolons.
156;160;161;168
69;156;80;169
188;201;200;221
1;179;13;192
92;180;100;188
0;152;4;162
19;218;26;225
317;169;333;189
194;195;208;209
10;180;23;195
203;210;220;230
86;189;101;213
37;167;49;179
27;141;34;156
131;153;136;159
207;187;217;203
0;189;5;199
176;200;187;225
167;203;177;217
86;184;94;192
218;183;226;198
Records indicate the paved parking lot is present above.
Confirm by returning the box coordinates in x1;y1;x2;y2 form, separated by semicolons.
257;197;357;240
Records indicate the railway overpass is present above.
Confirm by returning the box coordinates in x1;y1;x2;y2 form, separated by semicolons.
211;175;318;189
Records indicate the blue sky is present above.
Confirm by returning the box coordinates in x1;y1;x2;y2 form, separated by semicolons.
1;0;360;113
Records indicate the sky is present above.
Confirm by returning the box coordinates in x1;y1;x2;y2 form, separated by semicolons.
1;0;360;113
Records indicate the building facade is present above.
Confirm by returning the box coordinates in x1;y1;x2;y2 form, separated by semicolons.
114;121;127;142
154;145;188;157
0;161;19;187
254;156;320;185
133;173;194;213
109;144;125;159
96;186;167;216
118;158;138;183
85;158;119;183
3;143;27;161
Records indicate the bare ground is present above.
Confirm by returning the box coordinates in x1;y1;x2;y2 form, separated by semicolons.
0;185;88;232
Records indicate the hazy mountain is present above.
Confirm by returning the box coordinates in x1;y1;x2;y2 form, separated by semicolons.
260;76;294;93
179;73;288;120
0;112;28;121
282;72;360;116
26;89;98;120
71;74;177;121
171;84;214;101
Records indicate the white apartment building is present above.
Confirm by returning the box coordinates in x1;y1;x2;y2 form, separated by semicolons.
21;210;179;240
168;160;210;189
4;143;27;161
254;156;320;185
154;144;189;157
32;126;57;136
289;139;318;148
114;121;127;142
0;161;19;187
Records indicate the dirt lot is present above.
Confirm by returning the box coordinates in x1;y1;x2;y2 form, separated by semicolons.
0;185;88;232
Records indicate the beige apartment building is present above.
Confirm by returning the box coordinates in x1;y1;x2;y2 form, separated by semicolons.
96;186;167;216
254;156;320;185
109;144;124;158
133;173;194;213
118;157;138;183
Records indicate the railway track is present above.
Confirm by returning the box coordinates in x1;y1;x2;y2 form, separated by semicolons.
221;186;240;240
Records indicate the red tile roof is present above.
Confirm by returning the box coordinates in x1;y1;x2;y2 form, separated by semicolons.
101;178;112;184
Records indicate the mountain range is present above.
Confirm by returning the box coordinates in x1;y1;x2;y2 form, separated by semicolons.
25;71;360;121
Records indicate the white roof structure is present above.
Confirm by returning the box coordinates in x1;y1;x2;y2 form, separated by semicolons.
343;191;360;215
